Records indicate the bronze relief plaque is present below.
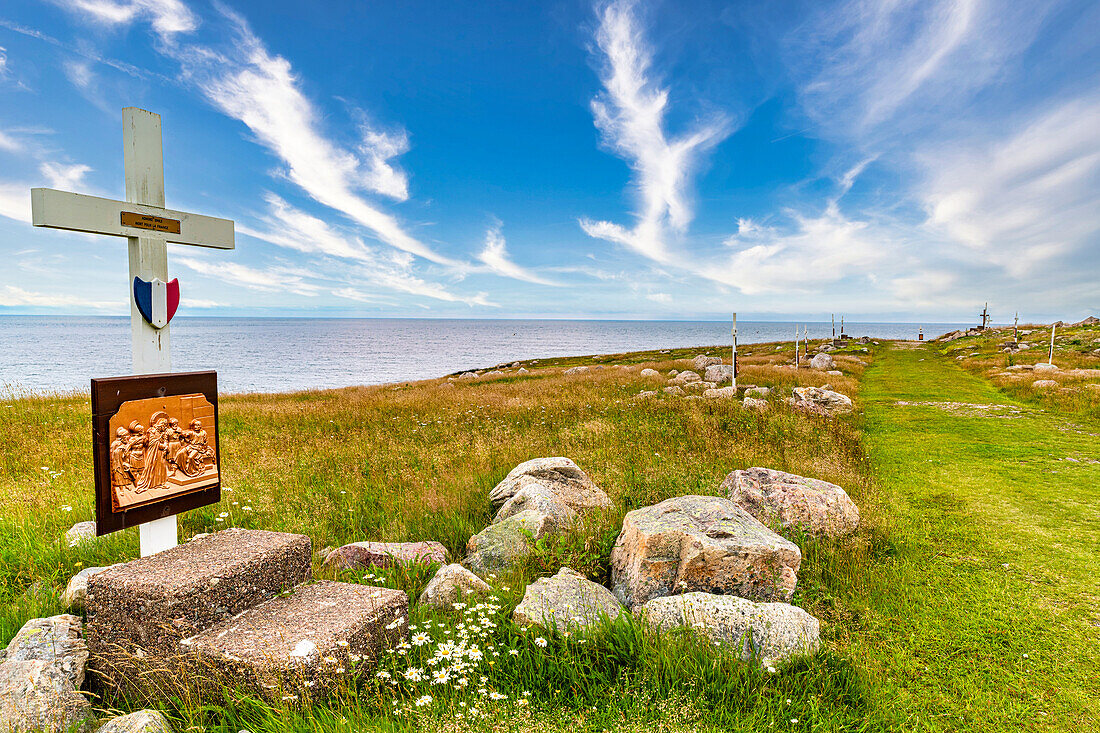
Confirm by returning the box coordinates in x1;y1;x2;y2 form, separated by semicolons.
92;371;221;536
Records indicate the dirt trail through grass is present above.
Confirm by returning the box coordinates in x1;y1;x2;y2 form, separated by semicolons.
857;343;1099;731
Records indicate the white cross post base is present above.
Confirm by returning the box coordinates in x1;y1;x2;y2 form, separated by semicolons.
139;515;179;556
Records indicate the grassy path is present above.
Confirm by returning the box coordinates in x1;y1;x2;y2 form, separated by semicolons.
856;344;1099;731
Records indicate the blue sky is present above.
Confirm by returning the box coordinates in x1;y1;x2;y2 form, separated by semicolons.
0;0;1096;322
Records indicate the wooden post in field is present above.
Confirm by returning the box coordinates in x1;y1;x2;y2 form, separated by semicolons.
831;313;836;341
731;313;738;390
1048;322;1056;364
31;108;235;556
1014;312;1019;343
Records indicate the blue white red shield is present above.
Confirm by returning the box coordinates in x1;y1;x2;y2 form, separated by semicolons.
133;277;180;329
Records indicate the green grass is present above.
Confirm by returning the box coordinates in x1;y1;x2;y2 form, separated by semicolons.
2;341;1097;731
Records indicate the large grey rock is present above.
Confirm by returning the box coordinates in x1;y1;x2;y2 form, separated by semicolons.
670;370;701;385
810;353;835;370
721;467;860;538
704;364;733;385
742;397;769;411
465;510;552;577
703;386;738;399
640;368;660;377
323;541;447;570
0;660;95;733
743;386;771;399
64;521;96;547
610;495;802;609
2;615;88;687
418;564;491;609
663;385;686;396
693;355;723;372
62;566;113;612
488;457;612;514
639;593;820;665
98;710;173;733
563;366;589;376
791;387;854;415
1033;379;1058;389
1033;362;1058;373
684;380;718;394
513;568;623;632
493;478;578;531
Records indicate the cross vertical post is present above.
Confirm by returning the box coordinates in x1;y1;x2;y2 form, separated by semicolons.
124;109;176;556
831;313;835;342
794;324;799;368
1014;312;1019;343
1049;322;1056;365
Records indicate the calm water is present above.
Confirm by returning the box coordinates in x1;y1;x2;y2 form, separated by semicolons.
0;317;963;394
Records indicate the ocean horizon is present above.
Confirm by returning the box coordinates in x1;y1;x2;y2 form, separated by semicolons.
0;316;967;394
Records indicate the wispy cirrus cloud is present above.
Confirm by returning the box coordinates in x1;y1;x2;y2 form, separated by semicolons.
579;0;731;263
62;0;199;40
476;223;559;286
0;284;118;310
174;255;323;297
241;194;493;306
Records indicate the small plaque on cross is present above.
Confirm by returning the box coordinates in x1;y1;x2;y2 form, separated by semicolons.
91;370;221;537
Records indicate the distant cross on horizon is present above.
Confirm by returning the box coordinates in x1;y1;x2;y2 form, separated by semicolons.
30;107;235;557
979;303;991;330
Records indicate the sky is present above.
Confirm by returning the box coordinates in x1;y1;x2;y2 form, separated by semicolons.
0;0;1096;322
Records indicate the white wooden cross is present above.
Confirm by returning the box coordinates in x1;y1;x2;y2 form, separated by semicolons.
30;107;234;557
731;312;738;391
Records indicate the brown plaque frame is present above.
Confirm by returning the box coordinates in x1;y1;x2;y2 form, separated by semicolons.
91;370;221;536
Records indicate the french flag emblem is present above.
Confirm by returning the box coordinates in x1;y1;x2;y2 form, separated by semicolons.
133;277;180;329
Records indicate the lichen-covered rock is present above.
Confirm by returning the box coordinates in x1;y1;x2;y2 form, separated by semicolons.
744;386;770;399
670;370;701;385
1033;362;1058;373
1033;379;1058;389
465;510;552;577
693;355;723;372
564;366;589;376
418;564;491;609
742;397;769;411
493;478;578;531
639;593;819;665
668;369;679;377
513;568;623;632
704;364;733;385
640;368;660;377
2;615;88;688
663;385;686;396
810;353;835;370
323;541;448;570
791;386;854;415
0;660;95;733
97;710;173;733
488;458;612;514
720;467;860;538
703;386;738;399
610;495;801;609
64;521;96;547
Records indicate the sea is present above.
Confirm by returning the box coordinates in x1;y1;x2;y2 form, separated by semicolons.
0;317;966;394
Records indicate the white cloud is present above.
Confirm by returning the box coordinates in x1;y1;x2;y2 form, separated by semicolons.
241;195;494;306
0;285;118;310
579;0;730;262
646;292;671;303
171;10;454;266
0;182;30;223
40;162;92;190
174;256;322;297
64;0;200;40
0;46;7;79
920;96;1100;278
476;224;559;286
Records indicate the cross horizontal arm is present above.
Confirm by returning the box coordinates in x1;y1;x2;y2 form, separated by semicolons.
31;188;234;249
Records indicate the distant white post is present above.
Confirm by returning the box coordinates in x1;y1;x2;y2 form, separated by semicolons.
1014;312;1019;343
794;324;799;368
31;108;235;556
1049;323;1057;365
731;313;738;391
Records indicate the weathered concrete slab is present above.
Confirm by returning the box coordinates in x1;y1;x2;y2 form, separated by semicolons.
184;580;407;700
86;528;311;690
